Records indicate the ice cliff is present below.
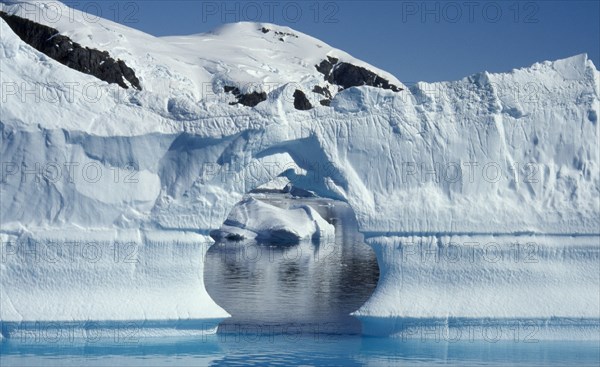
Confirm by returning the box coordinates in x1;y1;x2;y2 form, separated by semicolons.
0;1;598;337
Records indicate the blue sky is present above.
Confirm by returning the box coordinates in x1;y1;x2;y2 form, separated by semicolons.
67;0;599;83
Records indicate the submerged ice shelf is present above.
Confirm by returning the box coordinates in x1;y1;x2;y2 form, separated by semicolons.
0;0;599;338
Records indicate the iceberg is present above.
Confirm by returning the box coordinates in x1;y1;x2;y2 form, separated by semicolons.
354;235;600;339
0;230;229;329
210;197;335;244
0;1;598;337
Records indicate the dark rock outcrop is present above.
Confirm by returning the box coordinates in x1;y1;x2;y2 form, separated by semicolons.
224;86;267;107
259;27;298;39
315;56;402;92
0;11;141;90
316;56;339;76
312;85;332;99
319;99;331;106
330;62;402;92
293;90;312;110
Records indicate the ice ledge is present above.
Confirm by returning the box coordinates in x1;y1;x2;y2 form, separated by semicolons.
354;235;600;319
357;316;600;340
0;229;230;323
0;319;223;340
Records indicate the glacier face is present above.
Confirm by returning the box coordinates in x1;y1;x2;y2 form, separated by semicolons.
1;1;599;333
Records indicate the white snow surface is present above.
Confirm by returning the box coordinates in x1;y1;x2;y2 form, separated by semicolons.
214;197;334;242
1;0;599;329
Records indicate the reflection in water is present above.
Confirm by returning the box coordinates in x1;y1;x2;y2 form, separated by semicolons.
204;196;380;334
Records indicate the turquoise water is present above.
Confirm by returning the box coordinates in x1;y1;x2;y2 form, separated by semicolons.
2;333;599;366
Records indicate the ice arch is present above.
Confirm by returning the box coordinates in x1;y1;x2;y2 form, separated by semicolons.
203;193;380;334
2;55;599;332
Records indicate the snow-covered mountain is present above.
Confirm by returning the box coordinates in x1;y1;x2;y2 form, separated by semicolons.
1;0;598;337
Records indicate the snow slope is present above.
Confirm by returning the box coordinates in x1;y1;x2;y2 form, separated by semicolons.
1;0;599;334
